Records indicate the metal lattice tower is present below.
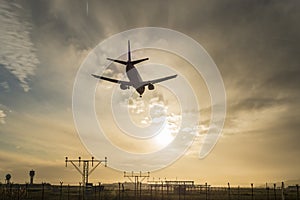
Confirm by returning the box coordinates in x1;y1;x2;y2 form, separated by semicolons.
124;171;150;200
65;156;107;186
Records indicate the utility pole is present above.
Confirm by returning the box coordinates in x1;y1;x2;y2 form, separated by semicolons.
65;156;107;186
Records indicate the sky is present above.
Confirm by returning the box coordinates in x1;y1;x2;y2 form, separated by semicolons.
0;0;300;186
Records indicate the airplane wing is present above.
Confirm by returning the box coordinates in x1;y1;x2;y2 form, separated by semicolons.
142;74;177;85
91;74;131;86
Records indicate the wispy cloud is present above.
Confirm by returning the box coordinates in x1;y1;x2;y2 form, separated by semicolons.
0;109;6;124
0;1;39;92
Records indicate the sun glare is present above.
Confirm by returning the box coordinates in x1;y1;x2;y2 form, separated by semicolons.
153;129;175;147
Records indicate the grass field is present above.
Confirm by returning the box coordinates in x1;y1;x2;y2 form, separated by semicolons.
0;183;299;200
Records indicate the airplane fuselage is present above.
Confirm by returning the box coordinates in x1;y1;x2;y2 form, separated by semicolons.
126;63;145;96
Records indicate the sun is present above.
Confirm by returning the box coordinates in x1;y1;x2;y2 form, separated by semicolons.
153;129;175;147
152;113;181;148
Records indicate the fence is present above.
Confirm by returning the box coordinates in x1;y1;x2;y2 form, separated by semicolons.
0;182;299;200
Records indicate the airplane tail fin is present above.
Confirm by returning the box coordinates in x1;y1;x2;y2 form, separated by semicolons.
128;40;131;62
128;40;149;65
107;40;149;66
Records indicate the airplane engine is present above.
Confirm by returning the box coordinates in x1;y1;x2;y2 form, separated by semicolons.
148;83;155;90
120;84;128;90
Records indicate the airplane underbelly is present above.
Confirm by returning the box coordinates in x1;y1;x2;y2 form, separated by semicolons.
127;68;143;88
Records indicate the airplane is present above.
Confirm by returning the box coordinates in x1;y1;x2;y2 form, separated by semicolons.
92;40;177;97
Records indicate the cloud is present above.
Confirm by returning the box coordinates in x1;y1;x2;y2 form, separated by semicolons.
0;1;39;92
0;110;6;124
0;81;9;91
0;0;299;184
230;97;288;113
